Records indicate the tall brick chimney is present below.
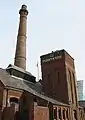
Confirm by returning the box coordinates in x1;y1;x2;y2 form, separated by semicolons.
14;5;28;70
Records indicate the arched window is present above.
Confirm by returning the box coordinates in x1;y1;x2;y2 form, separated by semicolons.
68;70;74;103
74;110;77;119
54;107;57;119
63;109;65;119
72;72;77;102
10;97;19;104
58;108;61;119
9;97;19;112
66;109;68;118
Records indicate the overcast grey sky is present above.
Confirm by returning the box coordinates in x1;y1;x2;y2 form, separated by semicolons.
0;0;85;95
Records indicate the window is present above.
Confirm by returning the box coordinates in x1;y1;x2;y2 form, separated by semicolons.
10;97;19;111
10;97;19;104
63;109;65;119
58;108;61;119
48;74;51;85
54;108;57;119
72;72;77;103
56;71;60;83
66;109;68;118
68;70;74;103
57;71;60;83
74;110;77;119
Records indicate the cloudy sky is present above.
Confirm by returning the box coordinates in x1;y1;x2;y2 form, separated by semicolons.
0;0;85;97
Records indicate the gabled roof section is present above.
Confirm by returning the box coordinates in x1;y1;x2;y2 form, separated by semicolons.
6;64;36;83
0;67;69;107
0;68;11;86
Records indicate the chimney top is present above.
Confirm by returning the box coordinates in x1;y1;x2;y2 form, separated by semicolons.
19;4;28;15
21;4;27;9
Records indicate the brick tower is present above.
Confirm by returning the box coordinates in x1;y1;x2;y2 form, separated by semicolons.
41;50;78;104
41;49;79;119
14;5;28;70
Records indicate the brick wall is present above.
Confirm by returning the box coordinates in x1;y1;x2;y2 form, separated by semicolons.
34;103;49;120
1;105;16;120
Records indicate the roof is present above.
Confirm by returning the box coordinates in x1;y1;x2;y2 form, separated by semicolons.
6;64;35;77
79;101;85;107
0;68;69;107
40;49;74;61
6;64;36;83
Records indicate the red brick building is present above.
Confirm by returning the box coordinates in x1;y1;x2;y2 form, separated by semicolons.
0;4;85;120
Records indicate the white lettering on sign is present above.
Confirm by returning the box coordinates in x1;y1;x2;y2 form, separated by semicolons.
42;56;62;63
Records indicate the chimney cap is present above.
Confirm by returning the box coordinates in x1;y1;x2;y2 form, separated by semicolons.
19;4;28;15
21;4;27;10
